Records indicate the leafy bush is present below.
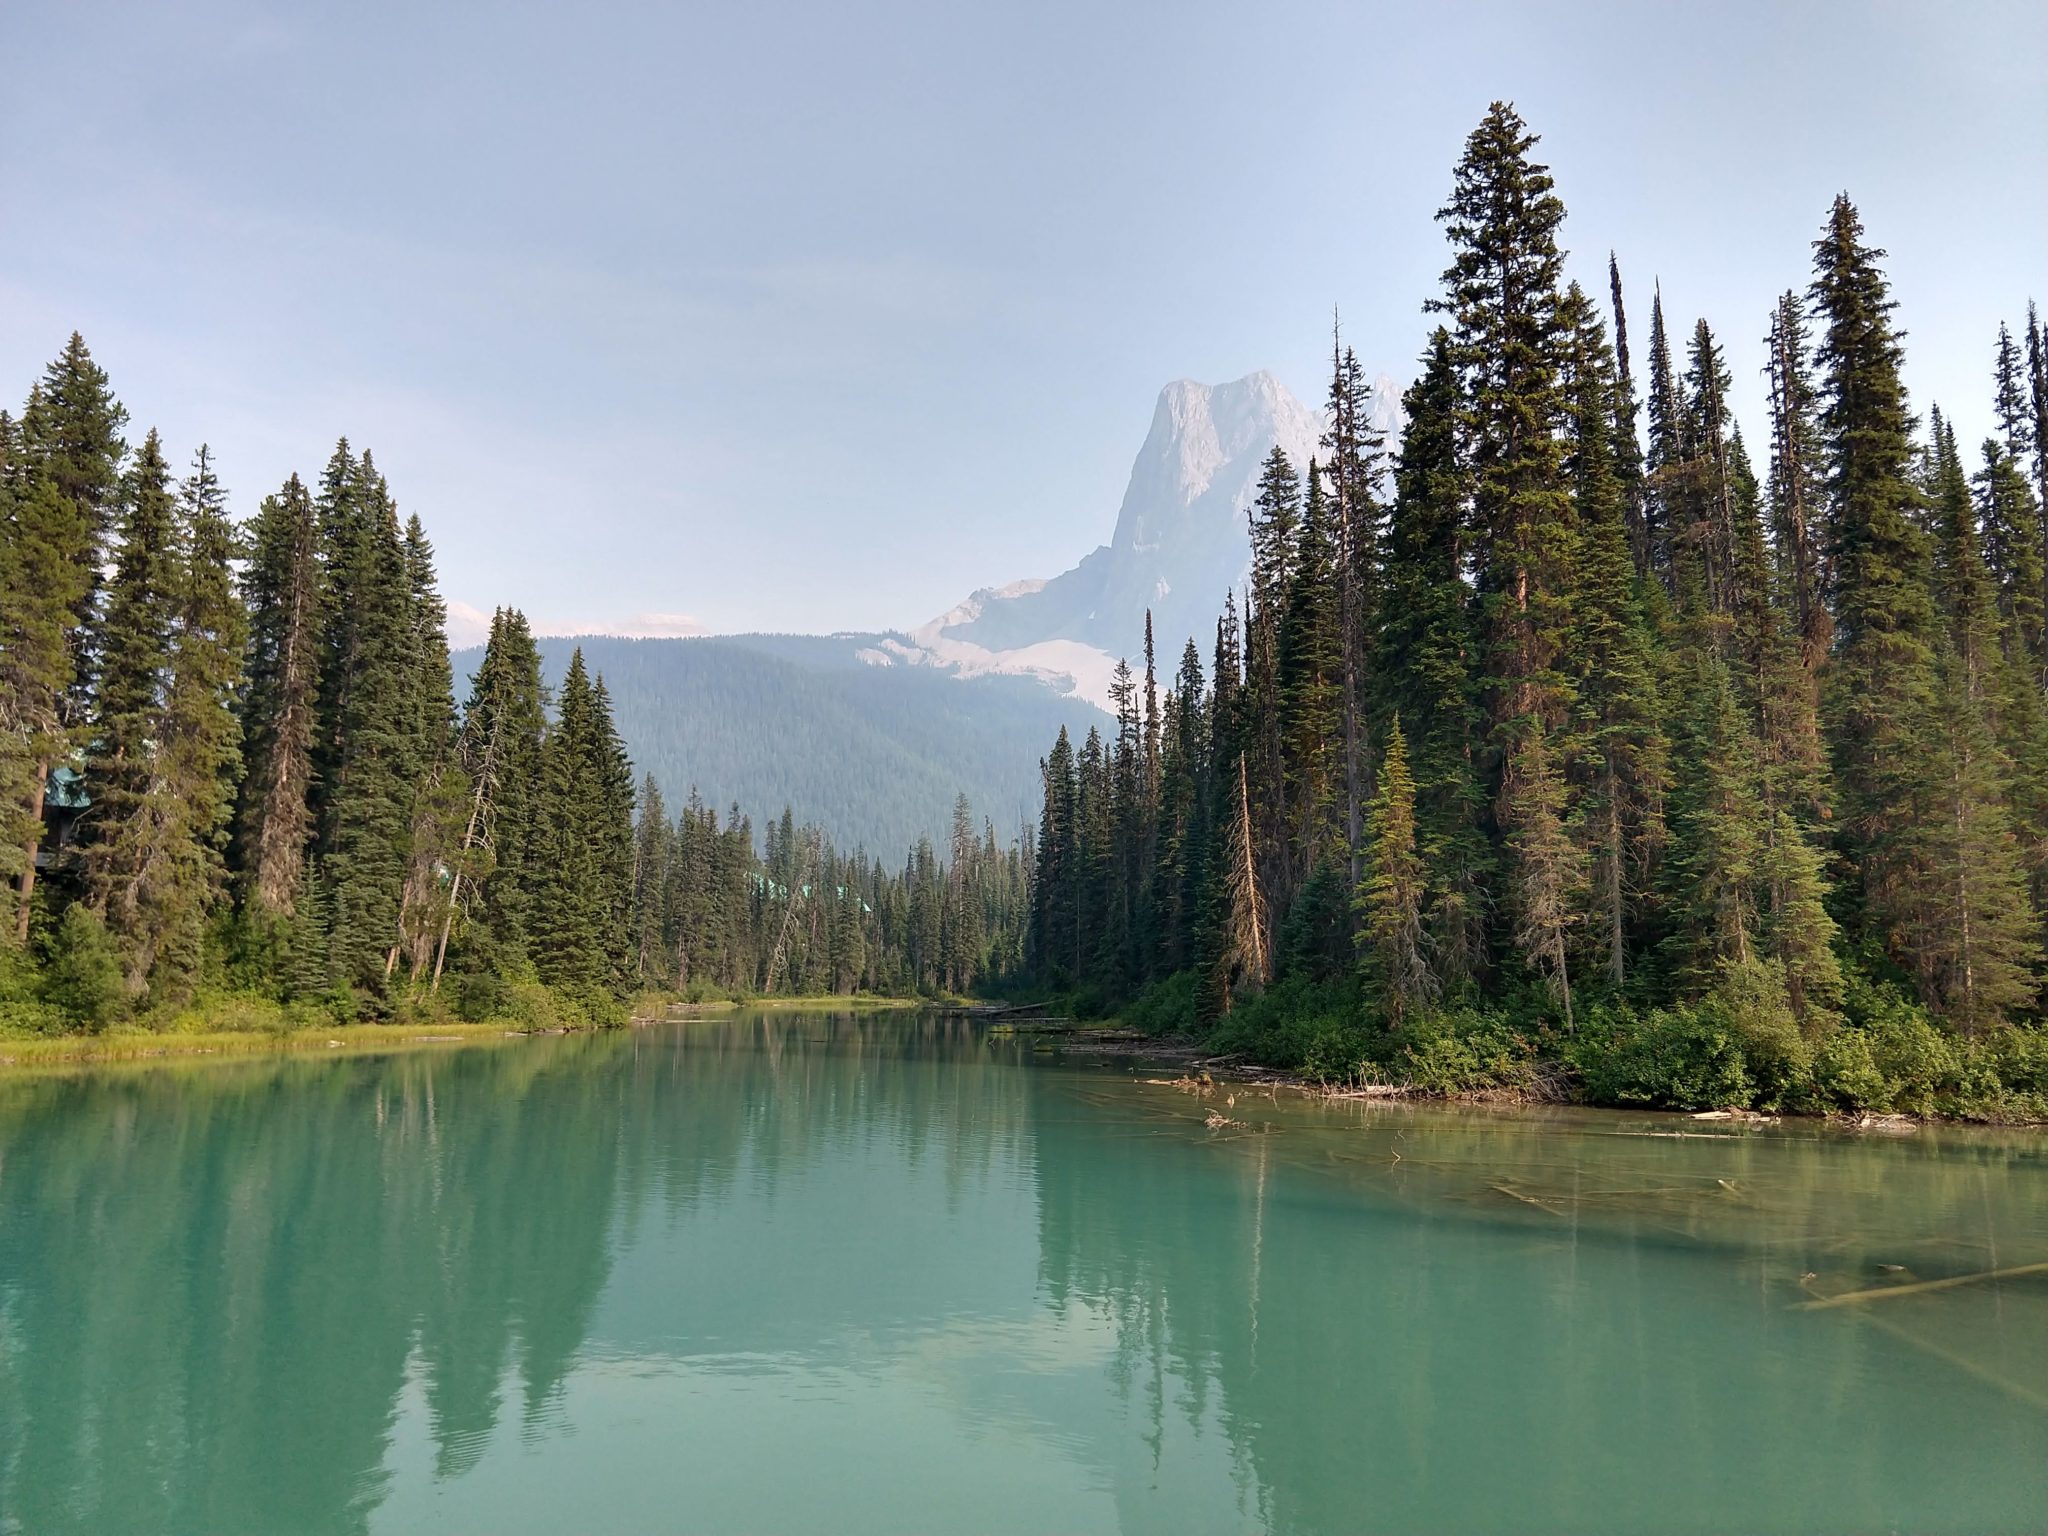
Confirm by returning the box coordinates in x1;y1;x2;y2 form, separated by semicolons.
1708;960;1813;1109
489;981;624;1032
1989;1024;2048;1099
1398;1008;1538;1096
1208;975;1365;1071
1122;972;1199;1037
678;977;742;1005
1297;1014;1376;1083
0;998;69;1036
1401;1025;1481;1096
1572;1002;1753;1109
455;970;510;1022
163;991;292;1037
1809;1028;1890;1111
1825;976;1961;1115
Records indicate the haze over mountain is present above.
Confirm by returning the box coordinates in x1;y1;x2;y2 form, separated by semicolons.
496;368;1394;849
452;632;1100;856
876;369;1400;709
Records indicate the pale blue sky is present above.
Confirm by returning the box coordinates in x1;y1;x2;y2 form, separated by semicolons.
3;0;2042;644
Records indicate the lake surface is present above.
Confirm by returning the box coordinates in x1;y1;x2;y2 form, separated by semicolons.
1;1010;2044;1535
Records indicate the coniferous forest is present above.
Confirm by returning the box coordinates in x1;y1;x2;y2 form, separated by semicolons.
1025;103;2048;1120
0;351;1029;1036
7;101;2046;1119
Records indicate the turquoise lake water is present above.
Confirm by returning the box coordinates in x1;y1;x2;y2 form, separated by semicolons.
1;1010;2043;1534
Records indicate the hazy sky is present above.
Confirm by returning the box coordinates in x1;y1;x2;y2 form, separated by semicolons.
4;0;2042;645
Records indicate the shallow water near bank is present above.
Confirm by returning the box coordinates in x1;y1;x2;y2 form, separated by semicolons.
1;1009;2043;1535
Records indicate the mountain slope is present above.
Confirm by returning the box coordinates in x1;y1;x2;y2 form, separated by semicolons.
472;368;1394;853
453;633;1108;854
880;369;1399;708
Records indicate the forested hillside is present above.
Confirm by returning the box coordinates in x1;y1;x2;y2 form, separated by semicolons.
452;632;1108;856
0;346;1030;1036
1026;102;2048;1121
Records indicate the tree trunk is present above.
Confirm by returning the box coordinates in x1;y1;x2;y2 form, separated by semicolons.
16;761;48;943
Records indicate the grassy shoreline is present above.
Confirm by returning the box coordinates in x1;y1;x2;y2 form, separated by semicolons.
0;1020;537;1073
664;993;927;1015
0;993;932;1074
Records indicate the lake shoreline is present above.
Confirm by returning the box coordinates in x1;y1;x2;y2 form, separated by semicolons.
0;994;930;1074
0;1020;540;1074
1034;1020;2046;1131
9;1000;2033;1130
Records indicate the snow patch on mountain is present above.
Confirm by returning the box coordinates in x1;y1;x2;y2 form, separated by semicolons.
883;368;1400;711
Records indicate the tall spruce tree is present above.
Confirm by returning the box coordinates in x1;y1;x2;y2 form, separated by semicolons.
1643;286;1683;583
1322;328;1387;895
1607;255;1651;578
1032;727;1079;983
149;446;247;996
2027;304;2048;543
1432;100;1581;1014
1356;717;1432;1022
79;430;182;995
1810;195;1947;993
1659;653;1766;988
589;675;639;994
1930;412;2000;699
0;408;93;939
19;334;127;721
1976;433;2046;677
1560;284;1667;987
532;651;607;998
1378;329;1491;989
391;515;464;979
1246;447;1301;910
233;473;322;917
1765;291;1832;671
633;775;671;985
1921;646;2041;1029
316;451;417;997
450;608;549;987
1278;460;1343;888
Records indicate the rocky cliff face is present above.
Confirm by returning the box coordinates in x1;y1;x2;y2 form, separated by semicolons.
880;368;1398;708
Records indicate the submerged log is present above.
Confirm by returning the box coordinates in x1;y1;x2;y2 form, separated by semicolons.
1796;1260;2048;1310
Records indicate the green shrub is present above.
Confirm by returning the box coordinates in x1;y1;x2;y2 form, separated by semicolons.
1846;980;1960;1116
1396;1008;1537;1096
626;988;671;1020
1208;975;1367;1071
1573;1002;1753;1109
0;940;40;1005
1401;1026;1479;1095
1989;1025;2048;1099
41;906;125;1033
455;970;510;1022
490;981;619;1032
163;991;291;1037
1795;979;2048;1121
1708;961;1813;1109
1810;1028;1890;1111
1122;972;1199;1037
316;987;362;1027
0;998;69;1036
1297;1015;1375;1083
281;999;336;1032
